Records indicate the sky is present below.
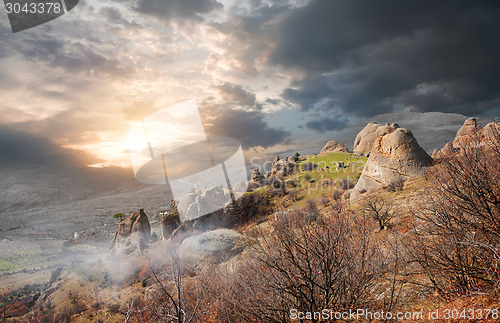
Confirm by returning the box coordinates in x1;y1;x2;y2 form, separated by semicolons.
1;0;499;168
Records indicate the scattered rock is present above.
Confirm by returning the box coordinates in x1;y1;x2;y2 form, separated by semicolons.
353;122;399;153
319;141;349;154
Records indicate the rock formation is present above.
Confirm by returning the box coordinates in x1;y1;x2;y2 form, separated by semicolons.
353;122;400;153
433;118;500;159
319;141;349;154
266;155;296;179
177;186;230;222
161;201;181;240
251;168;263;183
453;118;477;147
353;127;433;193
111;208;152;254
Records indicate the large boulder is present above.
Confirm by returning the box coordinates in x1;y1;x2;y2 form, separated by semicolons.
179;229;245;266
353;128;433;193
320;141;349;154
353;122;400;153
111;209;152;253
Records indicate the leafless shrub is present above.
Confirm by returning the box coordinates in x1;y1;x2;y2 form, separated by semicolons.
339;178;354;190
304;199;319;220
127;248;208;322
331;189;343;200
406;125;500;296
211;211;389;322
318;194;329;206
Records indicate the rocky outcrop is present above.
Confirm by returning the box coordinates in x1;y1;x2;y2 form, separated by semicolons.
353;128;433;193
251;168;263;183
319;141;349;154
453;118;477;147
266;155;296;179
433;119;500;159
353;122;400;153
161;201;181;240
177;186;230;222
111;209;152;253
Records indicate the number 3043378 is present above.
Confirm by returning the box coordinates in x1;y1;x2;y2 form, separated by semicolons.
5;2;62;14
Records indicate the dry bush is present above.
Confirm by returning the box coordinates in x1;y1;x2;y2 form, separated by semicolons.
406;125;500;296
339;178;354;190
385;177;405;192
126;249;209;322
302;162;318;171
209;211;389;322
331;189;343;201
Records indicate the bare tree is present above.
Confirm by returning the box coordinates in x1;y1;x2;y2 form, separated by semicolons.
361;195;396;231
128;247;207;322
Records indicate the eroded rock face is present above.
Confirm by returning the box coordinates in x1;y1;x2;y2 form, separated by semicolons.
453;118;477;148
353;128;433;193
433;119;500;159
320;141;349;154
353;122;400;153
111;209;152;254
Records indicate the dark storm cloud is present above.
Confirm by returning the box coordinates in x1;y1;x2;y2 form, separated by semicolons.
304;117;348;133
0;126;100;167
132;0;223;22
212;82;256;106
271;0;500;117
199;100;290;149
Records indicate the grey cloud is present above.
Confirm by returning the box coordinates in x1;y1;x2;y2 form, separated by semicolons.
100;7;141;28
15;38;132;76
200;100;290;149
132;0;223;22
0;126;100;167
212;82;256;106
271;0;500;117
304;117;348;133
